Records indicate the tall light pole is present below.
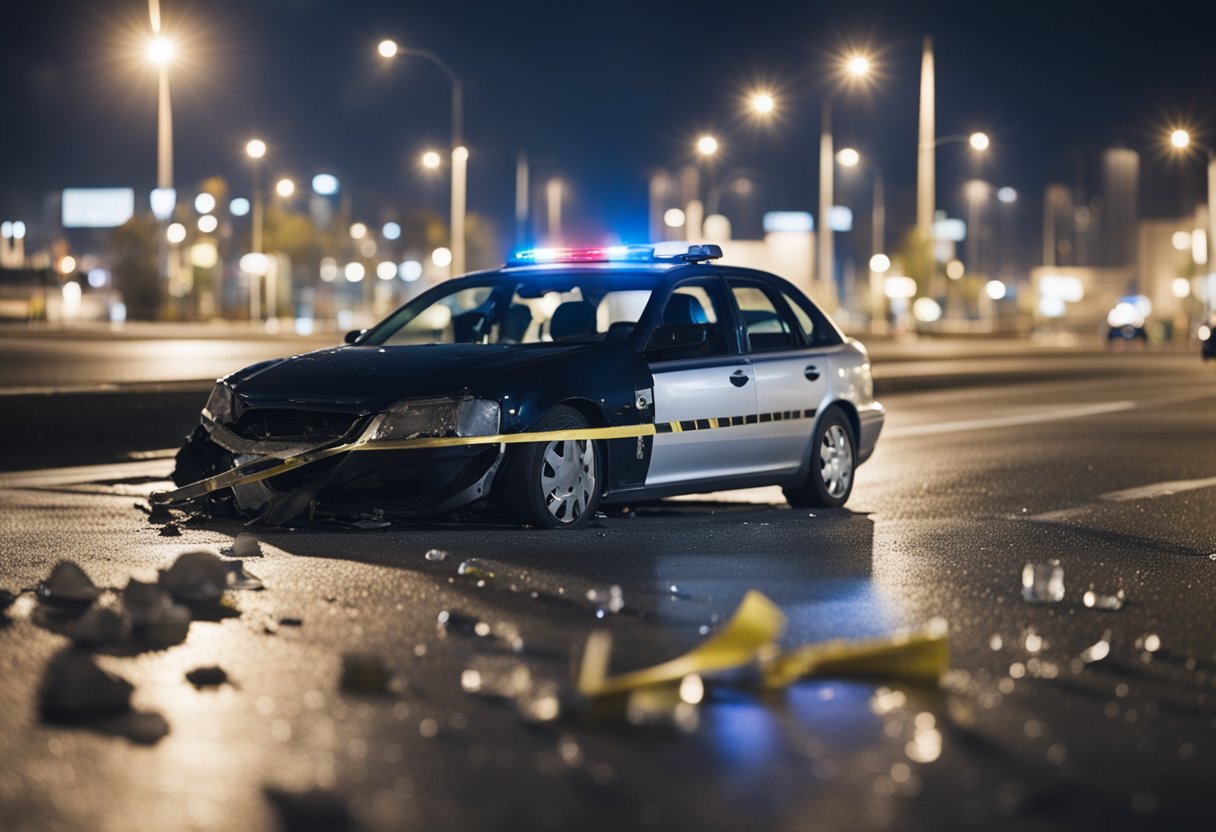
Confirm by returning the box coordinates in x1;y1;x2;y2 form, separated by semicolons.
245;138;266;321
146;3;175;312
837;147;884;317
818;54;872;310
378;39;465;277
917;37;936;297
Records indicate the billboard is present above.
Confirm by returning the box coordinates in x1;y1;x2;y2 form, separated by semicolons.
62;188;136;228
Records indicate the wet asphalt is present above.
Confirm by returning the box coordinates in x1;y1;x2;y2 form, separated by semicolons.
0;347;1215;830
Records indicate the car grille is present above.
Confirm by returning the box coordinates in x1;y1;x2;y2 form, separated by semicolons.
228;409;362;443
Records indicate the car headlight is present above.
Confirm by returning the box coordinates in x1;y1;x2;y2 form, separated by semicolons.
366;397;500;443
203;382;236;425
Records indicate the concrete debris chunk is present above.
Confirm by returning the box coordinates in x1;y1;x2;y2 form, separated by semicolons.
186;666;229;688
144;604;192;648
37;561;102;605
159;550;232;604
70;599;133;647
39;650;133;716
340;653;392;695
226;533;263;558
122;579;174;627
264;786;355;832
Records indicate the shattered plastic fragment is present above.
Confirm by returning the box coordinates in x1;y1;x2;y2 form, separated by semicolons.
1084;588;1126;611
457;559;495;580
1080;630;1112;664
37;561;101;605
340;653;392;695
587;585;625;615
186;666;229;688
70;599;132;647
39;650;133;716
227;533;263;558
1022;561;1065;603
425;548;449;562
159;550;231;604
763;619;950;689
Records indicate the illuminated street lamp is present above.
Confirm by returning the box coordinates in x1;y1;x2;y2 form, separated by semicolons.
421;150;442;170
245;138;268;321
696;135;719;157
749;92;775;116
837;147;886;326
969;131;990;151
379;38;465;277
275;178;295;198
819;50;874;308
1170;129;1190;150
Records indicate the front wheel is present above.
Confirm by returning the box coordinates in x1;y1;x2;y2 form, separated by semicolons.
783;408;856;508
501;405;602;529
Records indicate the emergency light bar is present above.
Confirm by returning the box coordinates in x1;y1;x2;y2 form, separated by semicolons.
508;243;722;266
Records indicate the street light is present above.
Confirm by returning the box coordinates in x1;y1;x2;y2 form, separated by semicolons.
421;150;442;169
245;138;267;321
1171;129;1190;150
969;131;990;151
836;147;886;326
696;135;719;157
749;92;775;115
275;178;295;198
820;51;873;309
379;38;465;277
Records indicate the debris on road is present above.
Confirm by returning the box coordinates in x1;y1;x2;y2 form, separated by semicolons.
457;559;495;581
123;579;191;648
39;649;132;716
159;550;232;604
158;523;182;537
340;653;394;695
1;588;16;613
1021;561;1065;603
69;598;132;647
37;561;101;605
225;532;263;558
186;666;229;688
1083;587;1126;610
264;786;356;832
424;548;449;562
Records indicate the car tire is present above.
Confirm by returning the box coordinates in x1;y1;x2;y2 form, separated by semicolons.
502;405;602;529
783;407;856;509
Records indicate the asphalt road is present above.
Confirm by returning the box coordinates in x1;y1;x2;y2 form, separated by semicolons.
1;344;1215;831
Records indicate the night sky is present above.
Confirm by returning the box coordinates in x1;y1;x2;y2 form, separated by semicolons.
2;0;1215;256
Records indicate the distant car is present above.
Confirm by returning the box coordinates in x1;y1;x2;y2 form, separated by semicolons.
1105;296;1149;347
1201;315;1216;361
170;244;884;528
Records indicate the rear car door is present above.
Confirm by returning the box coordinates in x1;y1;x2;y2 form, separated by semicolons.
644;276;759;486
727;278;827;473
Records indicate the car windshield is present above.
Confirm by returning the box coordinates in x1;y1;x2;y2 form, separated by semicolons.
360;270;660;346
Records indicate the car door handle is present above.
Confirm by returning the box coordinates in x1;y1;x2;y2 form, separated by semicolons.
804;365;820;381
730;370;750;387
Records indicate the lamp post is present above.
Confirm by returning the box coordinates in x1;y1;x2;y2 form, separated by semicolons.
245;138;266;321
378;39;465;277
836;147;885;320
146;23;176;313
818;54;872;310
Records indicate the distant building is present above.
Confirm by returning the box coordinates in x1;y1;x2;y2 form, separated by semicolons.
1101;148;1139;268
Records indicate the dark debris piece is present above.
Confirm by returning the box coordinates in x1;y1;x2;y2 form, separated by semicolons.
159;524;182;537
39;650;133;717
264;786;357;832
186;666;229;688
0;589;16;613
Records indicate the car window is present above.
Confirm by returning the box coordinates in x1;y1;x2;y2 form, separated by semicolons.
778;289;815;342
730;283;800;351
650;278;732;358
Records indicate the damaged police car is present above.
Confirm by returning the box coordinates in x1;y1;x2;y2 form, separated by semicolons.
168;244;884;528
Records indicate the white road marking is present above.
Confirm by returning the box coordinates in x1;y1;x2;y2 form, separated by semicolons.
1025;475;1216;522
0;459;173;489
885;400;1137;439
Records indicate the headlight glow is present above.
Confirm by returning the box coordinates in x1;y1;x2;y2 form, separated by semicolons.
368;397;500;442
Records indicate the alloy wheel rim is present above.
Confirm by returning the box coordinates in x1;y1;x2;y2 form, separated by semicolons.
819;423;853;498
540;439;596;522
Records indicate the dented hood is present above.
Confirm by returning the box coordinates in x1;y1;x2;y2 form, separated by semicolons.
225;343;591;413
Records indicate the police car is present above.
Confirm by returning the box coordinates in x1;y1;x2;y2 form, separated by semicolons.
167;243;884;528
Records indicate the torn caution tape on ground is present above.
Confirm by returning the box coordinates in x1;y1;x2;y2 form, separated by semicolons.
150;409;820;506
577;590;950;698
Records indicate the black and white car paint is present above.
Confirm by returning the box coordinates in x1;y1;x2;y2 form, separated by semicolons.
173;246;884;528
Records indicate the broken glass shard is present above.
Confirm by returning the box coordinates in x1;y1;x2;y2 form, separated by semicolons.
425;548;449;562
1021;561;1064;603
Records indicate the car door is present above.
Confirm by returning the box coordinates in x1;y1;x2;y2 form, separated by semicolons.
644;276;759;486
727;278;827;474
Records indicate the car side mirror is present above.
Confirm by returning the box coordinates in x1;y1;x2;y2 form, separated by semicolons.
344;329;365;345
643;324;708;359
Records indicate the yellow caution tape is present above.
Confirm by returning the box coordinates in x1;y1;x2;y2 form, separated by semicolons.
578;590;786;697
578;590;950;698
151;407;819;505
